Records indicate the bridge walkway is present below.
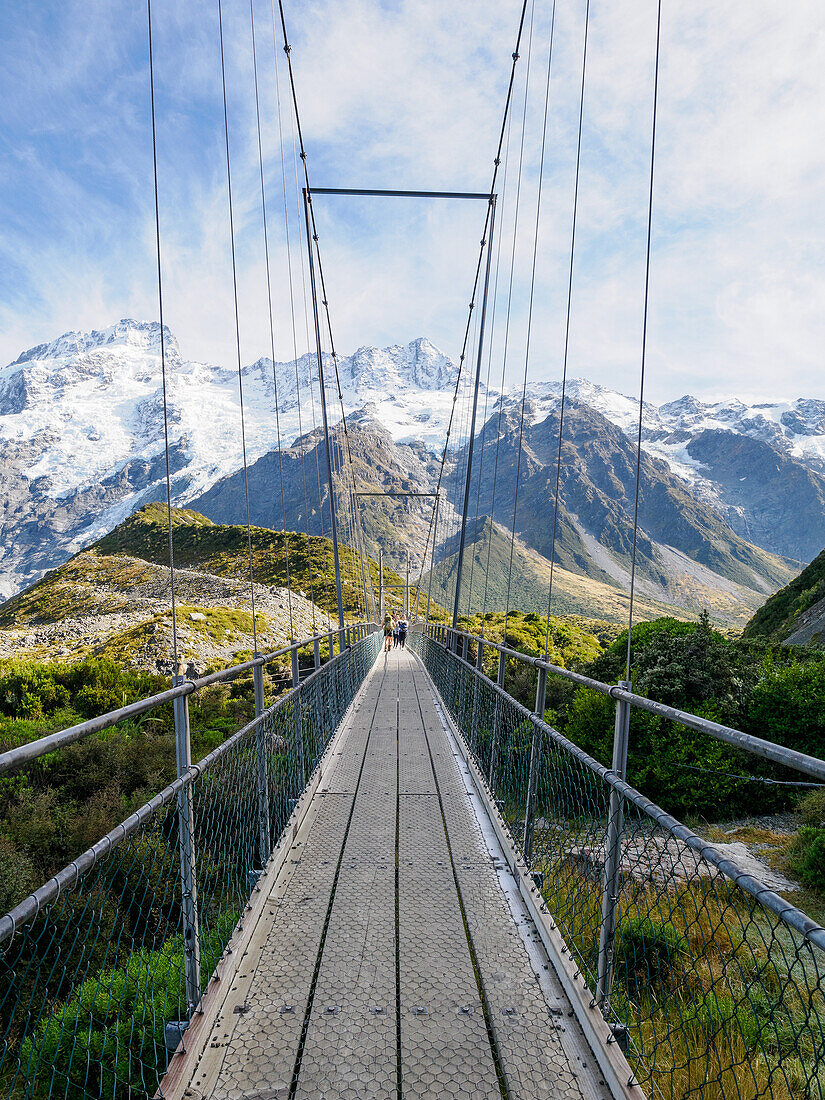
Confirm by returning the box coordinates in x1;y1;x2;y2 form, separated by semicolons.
163;648;613;1100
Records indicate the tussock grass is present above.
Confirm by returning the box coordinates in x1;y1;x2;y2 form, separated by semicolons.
536;850;825;1099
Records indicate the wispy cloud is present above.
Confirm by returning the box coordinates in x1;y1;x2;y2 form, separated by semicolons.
0;0;823;406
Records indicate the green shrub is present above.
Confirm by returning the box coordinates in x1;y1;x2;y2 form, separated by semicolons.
0;835;37;914
788;827;825;893
616;916;690;1002
796;788;825;828
19;917;235;1099
744;659;825;760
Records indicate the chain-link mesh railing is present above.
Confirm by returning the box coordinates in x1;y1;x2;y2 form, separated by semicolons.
0;629;380;1100
413;629;825;1100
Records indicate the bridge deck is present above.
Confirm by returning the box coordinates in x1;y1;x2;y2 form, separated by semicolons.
166;649;611;1100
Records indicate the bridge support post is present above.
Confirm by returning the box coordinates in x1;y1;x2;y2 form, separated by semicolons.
313;636;321;671
596;682;632;1015
252;659;272;867
469;639;484;756
291;643;306;789
328;630;334;662
458;634;469;726
523;665;547;861
488;649;507;790
173;684;201;1016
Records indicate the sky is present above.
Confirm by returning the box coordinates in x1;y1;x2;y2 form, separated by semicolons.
0;0;824;404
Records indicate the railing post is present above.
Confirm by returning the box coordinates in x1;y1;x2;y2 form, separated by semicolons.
522;665;546;861
328;630;334;661
488;649;507;789
458;634;469;723
252;658;272;867
291;642;306;789
313;636;321;671
596;681;632;1015
173;682;201;1016
470;638;483;755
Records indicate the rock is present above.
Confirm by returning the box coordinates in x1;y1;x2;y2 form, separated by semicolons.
189;612;207;622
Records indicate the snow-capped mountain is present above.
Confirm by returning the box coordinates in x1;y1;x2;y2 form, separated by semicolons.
0;321;464;598
498;380;825;563
1;317;823;605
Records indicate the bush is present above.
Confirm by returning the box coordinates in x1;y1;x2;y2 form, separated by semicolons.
616;916;690;1002
20;938;186;1099
788;827;825;893
743;659;825;760
19;917;236;1099
796;788;825;828
0;835;37;914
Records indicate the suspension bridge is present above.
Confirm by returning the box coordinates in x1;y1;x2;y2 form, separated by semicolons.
1;0;825;1098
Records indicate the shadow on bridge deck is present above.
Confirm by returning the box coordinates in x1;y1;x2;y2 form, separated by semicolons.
161;649;624;1100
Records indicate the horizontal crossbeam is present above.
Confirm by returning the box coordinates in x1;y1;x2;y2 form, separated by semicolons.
308;186;493;200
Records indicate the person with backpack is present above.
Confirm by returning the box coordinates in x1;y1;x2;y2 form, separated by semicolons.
383;612;393;651
398;616;408;648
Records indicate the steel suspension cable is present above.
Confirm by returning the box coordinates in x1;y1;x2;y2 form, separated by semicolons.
250;0;296;643
269;12;319;632
464;106;513;631
478;105;516;638
497;0;540;649
502;0;557;655
625;0;663;684
479;10;536;642
412;0;531;619
277;0;375;629
146;0;180;674
217;0;259;654
544;0;591;661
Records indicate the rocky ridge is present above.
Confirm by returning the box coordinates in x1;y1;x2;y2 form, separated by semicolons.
0;551;335;673
2;318;823;623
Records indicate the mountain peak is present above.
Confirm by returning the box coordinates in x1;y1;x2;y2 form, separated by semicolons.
10;319;177;369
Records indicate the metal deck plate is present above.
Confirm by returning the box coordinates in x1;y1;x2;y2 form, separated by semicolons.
167;649;612;1100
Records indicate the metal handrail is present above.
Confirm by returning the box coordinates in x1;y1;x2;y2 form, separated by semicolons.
0;622;378;774
0;628;378;947
435;638;825;952
434;624;825;782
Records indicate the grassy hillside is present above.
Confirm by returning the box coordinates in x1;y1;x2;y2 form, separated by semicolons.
743;547;825;645
88;502;396;620
426;517;703;625
0;504;444;670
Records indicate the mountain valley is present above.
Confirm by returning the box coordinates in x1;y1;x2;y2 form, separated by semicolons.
2;318;823;626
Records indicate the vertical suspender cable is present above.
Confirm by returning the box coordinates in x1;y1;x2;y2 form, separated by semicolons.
302;188;347;636
269;7;319;632
451;197;497;633
217;0;259;654
277;0;374;633
146;0;179;674
626;0;663;683
544;0;590;660
464;107;512;630
503;1;557;645
498;0;539;648
413;0;530;621
250;0;296;643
